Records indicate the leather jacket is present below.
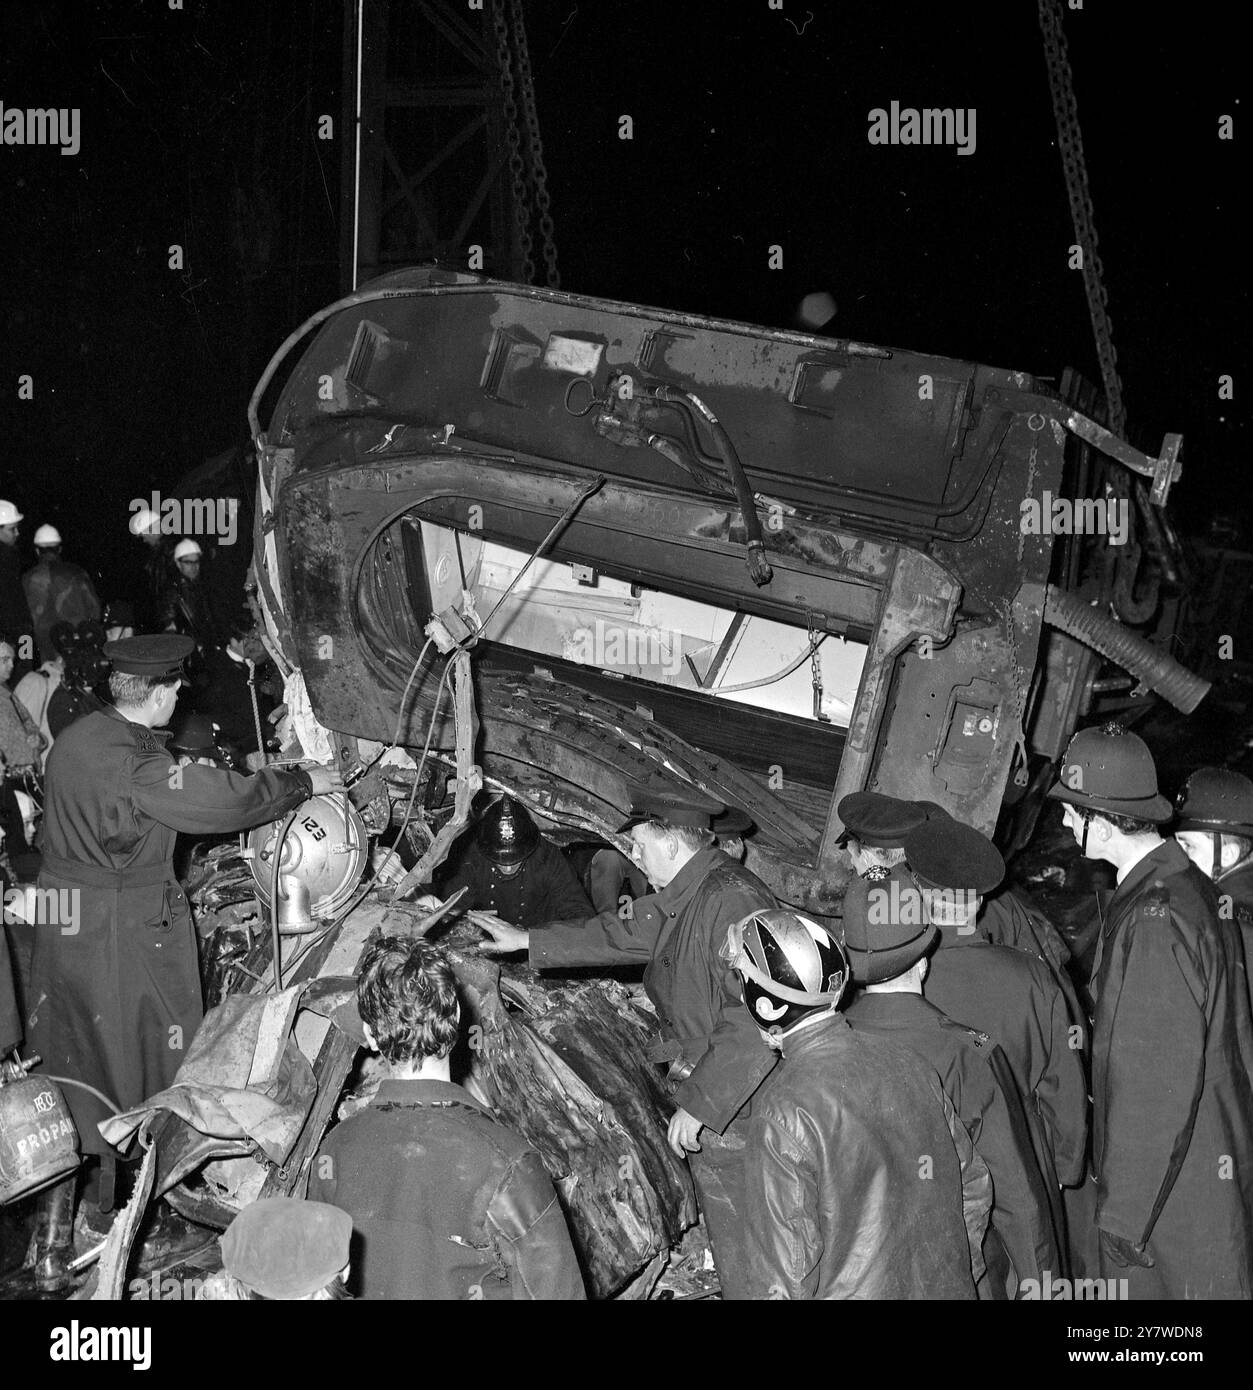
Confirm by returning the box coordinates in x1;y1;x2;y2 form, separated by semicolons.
741;1013;990;1299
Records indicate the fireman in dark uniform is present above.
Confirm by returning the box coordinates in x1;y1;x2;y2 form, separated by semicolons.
25;634;343;1288
842;865;1062;1297
424;794;592;927
1051;726;1253;1297
476;785;777;1299
1174;766;1253;1013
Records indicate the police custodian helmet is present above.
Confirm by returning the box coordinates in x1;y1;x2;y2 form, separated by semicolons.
1047;722;1173;823
479;794;541;868
1175;767;1253;838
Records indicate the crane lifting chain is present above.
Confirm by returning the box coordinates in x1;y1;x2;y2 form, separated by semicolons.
1038;0;1126;437
509;0;561;289
491;0;534;284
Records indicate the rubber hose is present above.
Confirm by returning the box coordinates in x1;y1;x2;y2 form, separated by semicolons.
653;386;773;586
1043;583;1210;714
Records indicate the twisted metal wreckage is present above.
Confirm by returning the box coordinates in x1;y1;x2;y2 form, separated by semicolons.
87;270;1209;1299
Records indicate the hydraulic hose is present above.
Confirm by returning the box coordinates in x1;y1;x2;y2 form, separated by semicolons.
1043;583;1210;714
649;386;773;587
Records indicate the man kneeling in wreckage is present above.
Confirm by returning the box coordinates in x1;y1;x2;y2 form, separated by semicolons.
477;786;777;1301
308;934;586;1300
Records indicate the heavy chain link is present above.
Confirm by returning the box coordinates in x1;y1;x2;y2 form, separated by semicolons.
808;618;830;723
492;0;534;283
1038;0;1125;436
509;0;560;289
1016;416;1044;563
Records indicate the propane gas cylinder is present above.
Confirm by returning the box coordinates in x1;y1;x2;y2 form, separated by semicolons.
0;1060;80;1205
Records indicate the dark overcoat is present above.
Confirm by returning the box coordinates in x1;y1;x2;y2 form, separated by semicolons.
1214;856;1253;1014
27;707;311;1155
529;847;777;1133
925;927;1089;1191
529;846;777;1300
1089;839;1253;1298
979;886;1085;1031
846;990;1062;1294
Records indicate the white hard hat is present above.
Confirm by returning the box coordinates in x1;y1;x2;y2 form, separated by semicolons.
34;524;62;547
0;500;23;526
174;538;203;561
129;507;161;537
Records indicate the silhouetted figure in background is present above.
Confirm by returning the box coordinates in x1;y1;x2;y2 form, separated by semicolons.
159;539;219;652
0;501;36;684
22;524;101;663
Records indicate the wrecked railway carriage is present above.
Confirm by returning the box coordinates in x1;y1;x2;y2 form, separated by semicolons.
251;267;1203;898
185;268;1209;1295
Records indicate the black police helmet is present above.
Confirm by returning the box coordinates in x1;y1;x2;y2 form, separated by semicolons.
479;795;541;868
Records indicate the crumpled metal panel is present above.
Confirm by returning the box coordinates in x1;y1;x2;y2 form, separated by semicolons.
266;271;1036;543
267;445;965;908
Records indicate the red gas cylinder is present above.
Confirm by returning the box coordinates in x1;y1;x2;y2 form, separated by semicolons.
0;1063;80;1205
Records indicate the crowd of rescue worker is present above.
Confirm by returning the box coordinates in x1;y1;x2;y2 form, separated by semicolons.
2;488;1252;1301
0;498;284;864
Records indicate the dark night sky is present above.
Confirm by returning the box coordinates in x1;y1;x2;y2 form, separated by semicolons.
0;1;1245;596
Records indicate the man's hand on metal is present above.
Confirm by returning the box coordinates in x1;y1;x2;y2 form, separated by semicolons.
667;1107;704;1157
476;915;530;954
306;764;346;797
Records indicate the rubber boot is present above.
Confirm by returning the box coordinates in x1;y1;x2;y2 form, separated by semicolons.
30;1173;78;1292
132;1199;215;1276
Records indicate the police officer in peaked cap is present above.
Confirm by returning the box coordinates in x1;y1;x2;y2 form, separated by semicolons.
836;791;932;877
475;781;779;1299
843;865;1063;1298
1048;723;1253;1299
904;810;1089;1218
25;634;344;1288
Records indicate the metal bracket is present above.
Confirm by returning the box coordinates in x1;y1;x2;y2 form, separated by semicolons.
1062;411;1183;507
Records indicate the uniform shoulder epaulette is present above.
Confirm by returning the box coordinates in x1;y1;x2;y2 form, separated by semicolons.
131;726;167;755
1139;881;1172;920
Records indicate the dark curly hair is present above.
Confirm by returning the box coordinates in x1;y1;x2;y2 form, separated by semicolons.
357;935;460;1065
